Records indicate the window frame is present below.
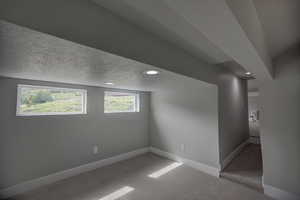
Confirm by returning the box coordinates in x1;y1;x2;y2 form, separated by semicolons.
16;84;87;116
104;91;140;114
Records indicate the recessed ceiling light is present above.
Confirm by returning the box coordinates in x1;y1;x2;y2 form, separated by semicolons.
104;82;114;85
245;72;252;75
144;70;160;75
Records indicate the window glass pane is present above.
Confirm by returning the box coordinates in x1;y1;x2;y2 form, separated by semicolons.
104;92;139;113
17;85;86;116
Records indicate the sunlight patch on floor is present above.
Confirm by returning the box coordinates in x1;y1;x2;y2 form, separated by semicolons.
98;186;134;200
148;162;183;178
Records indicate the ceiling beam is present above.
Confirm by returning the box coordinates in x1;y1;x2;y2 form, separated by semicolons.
164;0;273;80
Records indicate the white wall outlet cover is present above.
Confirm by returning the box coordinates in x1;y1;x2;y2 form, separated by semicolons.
180;144;185;152
93;145;99;154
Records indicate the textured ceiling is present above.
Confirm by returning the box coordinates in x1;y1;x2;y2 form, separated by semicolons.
0;21;213;92
253;0;300;58
92;0;231;65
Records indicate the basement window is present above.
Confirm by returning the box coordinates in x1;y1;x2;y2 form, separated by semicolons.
104;91;140;113
16;84;87;116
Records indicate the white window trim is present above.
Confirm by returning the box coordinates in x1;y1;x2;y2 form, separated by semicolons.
16;84;87;116
104;91;140;114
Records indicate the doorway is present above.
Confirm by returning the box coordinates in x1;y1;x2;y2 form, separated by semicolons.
220;91;263;191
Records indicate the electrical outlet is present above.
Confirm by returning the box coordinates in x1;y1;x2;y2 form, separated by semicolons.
180;144;185;152
93;145;99;154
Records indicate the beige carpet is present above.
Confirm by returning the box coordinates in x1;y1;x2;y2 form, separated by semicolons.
221;144;263;191
7;153;272;200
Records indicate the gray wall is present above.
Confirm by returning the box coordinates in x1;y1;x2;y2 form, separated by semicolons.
218;72;249;165
0;77;150;189
0;1;250;188
0;18;249;189
248;95;260;137
150;69;249;169
260;46;300;196
150;74;219;168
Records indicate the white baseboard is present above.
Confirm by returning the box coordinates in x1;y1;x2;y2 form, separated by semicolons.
221;139;249;170
150;147;220;177
263;183;300;200
0;147;149;199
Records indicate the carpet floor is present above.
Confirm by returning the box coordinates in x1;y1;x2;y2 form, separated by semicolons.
7;153;272;200
221;144;263;191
